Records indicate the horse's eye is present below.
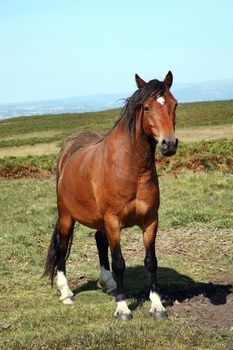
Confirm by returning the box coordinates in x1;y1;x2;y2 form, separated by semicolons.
144;106;150;112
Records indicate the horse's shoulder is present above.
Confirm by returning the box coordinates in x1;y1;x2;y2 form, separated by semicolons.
57;131;106;177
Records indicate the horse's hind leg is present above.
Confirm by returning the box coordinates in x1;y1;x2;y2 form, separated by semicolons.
56;214;75;304
44;211;75;304
95;230;116;293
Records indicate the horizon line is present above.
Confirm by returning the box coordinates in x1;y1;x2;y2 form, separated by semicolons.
1;77;233;106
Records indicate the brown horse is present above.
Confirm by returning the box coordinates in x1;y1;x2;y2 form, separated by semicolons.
44;71;178;320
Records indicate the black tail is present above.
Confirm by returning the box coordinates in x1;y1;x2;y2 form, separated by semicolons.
43;222;74;286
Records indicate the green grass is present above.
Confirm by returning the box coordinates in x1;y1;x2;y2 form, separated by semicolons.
1;172;233;349
1;100;233;349
159;171;233;230
0;109;120;139
0;154;57;170
0;100;233;142
0;135;63;148
1;138;232;178
176;99;233;127
0;154;58;179
157;138;233;175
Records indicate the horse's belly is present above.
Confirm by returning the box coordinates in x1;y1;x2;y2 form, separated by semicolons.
62;191;104;230
58;173;104;230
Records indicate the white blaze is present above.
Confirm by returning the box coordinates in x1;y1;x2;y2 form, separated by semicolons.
156;96;165;105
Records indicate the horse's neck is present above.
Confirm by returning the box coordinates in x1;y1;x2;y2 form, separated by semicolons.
108;120;156;173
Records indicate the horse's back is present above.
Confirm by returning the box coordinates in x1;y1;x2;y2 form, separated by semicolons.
57;131;105;179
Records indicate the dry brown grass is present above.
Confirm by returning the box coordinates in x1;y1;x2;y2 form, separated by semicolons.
0;130;62;141
0;124;232;158
0;142;59;157
177;124;233;143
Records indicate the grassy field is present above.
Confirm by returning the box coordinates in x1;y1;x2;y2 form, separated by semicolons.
0;99;233;144
0;100;233;349
1;172;233;350
1;138;233;178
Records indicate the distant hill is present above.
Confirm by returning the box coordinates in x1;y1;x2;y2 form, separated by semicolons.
0;79;233;120
173;79;233;102
0;93;125;121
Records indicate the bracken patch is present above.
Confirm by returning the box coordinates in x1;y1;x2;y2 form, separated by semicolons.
0;135;232;178
0;165;52;179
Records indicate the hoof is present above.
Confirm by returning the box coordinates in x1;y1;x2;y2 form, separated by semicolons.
115;312;133;321
107;288;117;296
151;310;168;320
97;280;116;295
60;296;75;305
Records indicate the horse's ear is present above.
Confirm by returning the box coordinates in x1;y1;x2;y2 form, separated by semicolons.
135;74;147;89
164;71;173;89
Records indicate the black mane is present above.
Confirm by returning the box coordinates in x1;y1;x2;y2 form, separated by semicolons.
115;79;165;134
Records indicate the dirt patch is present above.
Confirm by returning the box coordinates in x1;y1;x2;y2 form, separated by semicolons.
121;228;233;330
159;228;233;329
171;287;233;329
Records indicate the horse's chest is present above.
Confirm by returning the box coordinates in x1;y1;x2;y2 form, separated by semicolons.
120;182;159;226
136;186;158;215
135;198;152;216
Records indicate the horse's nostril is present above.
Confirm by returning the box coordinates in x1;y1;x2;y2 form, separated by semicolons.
161;139;167;147
160;138;178;152
160;137;178;155
174;138;178;148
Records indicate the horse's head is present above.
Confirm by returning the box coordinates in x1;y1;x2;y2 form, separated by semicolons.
135;71;178;156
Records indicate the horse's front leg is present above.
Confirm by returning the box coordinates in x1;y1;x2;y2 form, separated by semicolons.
105;217;132;320
95;230;116;293
143;220;168;320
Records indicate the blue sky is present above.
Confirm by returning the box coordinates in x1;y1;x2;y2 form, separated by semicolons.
0;0;233;103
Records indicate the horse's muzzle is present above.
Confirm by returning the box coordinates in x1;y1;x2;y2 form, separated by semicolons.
160;137;178;156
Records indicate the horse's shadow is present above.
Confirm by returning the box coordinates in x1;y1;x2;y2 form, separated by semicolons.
73;265;232;310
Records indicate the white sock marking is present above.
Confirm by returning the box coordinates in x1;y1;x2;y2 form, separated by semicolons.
98;266;116;293
57;271;74;301
149;291;165;313
114;300;132;316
